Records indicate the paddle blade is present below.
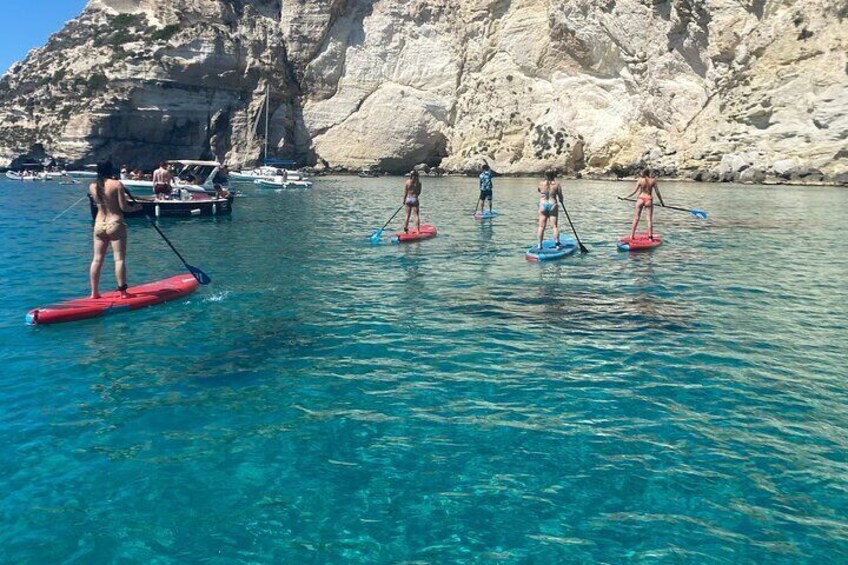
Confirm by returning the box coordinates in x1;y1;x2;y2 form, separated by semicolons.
691;209;708;219
369;229;384;243
188;265;212;285
579;244;590;254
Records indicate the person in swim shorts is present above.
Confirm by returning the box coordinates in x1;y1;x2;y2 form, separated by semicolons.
537;169;563;249
89;161;142;299
624;168;656;239
477;163;494;215
152;161;173;200
402;170;422;232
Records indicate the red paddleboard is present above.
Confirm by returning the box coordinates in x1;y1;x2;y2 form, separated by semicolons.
391;224;437;243
26;274;199;325
617;233;663;252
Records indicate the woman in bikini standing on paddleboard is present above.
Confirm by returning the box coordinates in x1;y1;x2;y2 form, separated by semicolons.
402;170;422;233
537;169;563;249
624;168;656;240
89;161;141;299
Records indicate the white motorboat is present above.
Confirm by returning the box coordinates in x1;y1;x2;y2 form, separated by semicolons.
65;166;98;179
231;166;309;182
254;175;313;189
5;170;48;181
122;160;226;195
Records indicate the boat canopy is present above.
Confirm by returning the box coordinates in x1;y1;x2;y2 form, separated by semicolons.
168;160;221;167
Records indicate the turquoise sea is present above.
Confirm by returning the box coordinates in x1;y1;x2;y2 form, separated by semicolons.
1;176;847;563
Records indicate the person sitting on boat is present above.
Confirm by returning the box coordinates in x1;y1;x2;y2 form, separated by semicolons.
537;169;563;249
129;168;142;180
120;164;129;180
402;170;422;233
152;161;173;200
624;168;657;240
477;163;494;215
214;183;230;199
89;161;142;300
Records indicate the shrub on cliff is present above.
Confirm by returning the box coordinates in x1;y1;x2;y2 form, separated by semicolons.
152;25;180;42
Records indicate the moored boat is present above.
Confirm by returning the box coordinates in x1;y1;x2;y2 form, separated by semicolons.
358;168;380;178
254;176;313;189
5;170;48;181
121;160;227;195
65;166;98;179
231;166;310;183
89;193;234;219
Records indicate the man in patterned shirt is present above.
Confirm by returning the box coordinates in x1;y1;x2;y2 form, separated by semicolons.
476;163;494;215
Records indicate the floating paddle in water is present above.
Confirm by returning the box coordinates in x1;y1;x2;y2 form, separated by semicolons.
370;204;404;243
558;195;590;254
52;193;89;221
123;187;212;285
617;197;708;219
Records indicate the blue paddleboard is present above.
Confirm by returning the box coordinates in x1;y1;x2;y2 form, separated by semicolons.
473;210;500;220
525;237;577;262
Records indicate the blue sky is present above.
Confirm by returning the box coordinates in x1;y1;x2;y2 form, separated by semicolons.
0;1;88;73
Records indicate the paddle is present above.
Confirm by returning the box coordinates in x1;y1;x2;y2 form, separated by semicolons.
122;186;212;285
558;195;590;254
617;197;708;219
52;193;89;221
654;184;666;207
370;204;404;243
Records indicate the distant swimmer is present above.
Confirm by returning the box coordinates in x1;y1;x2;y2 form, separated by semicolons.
624;168;656;240
477;163;494;214
152;161;173;200
88;161;142;299
537;169;563;248
402;170;422;232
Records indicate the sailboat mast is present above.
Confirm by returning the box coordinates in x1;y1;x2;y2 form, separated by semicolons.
264;84;270;163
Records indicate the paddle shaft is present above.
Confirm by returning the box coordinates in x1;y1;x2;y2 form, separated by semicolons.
121;186;204;277
654;184;666;207
375;204;404;236
619;197;702;215
558;196;589;254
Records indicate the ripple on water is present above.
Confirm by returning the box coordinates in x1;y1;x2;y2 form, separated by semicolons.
0;178;847;561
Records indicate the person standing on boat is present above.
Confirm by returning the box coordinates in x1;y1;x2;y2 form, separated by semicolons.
402;170;422;233
214;164;230;184
624;168;656;240
89;161;142;299
152;161;173;200
537;169;563;249
477;163;494;215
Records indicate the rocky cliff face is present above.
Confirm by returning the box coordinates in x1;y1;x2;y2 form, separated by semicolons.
0;0;845;180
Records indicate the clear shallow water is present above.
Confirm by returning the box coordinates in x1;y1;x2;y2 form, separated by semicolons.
1;176;847;563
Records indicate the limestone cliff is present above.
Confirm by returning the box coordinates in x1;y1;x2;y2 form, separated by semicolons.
0;0;845;181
